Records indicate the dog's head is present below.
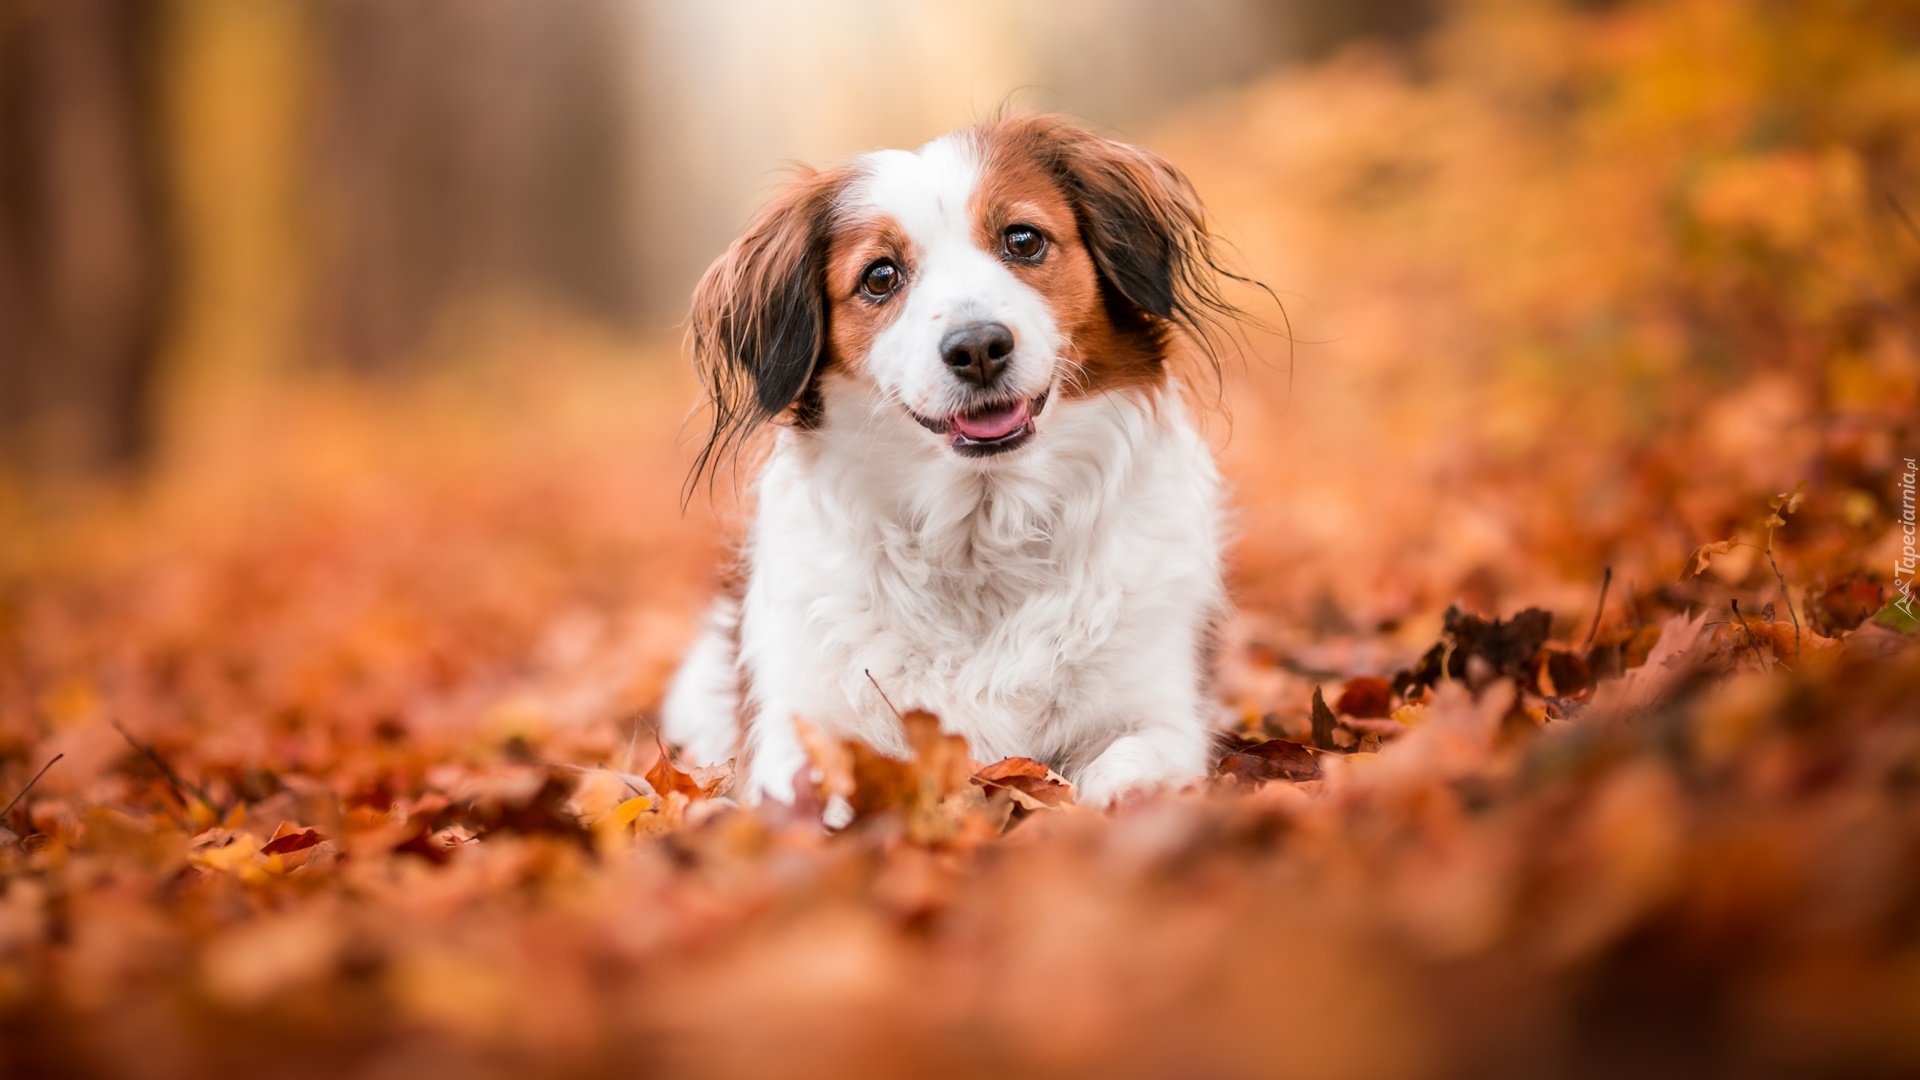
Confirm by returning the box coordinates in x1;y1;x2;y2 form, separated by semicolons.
688;114;1241;483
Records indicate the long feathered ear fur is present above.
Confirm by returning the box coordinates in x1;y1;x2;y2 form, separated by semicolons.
996;115;1249;365
686;167;847;495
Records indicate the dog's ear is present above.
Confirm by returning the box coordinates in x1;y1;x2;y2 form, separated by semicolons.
1007;116;1241;346
688;167;845;489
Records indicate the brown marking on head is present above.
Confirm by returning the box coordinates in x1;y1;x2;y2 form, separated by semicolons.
969;115;1245;397
687;164;855;493
965;140;1161;395
822;215;915;383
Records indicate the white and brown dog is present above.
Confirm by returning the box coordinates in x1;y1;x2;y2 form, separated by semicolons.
662;114;1245;807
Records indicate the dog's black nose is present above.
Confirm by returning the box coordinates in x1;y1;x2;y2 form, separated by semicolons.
940;322;1014;387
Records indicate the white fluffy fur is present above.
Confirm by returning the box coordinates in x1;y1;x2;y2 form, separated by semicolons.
661;131;1229;807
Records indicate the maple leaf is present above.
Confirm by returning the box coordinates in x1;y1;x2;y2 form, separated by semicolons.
644;738;731;801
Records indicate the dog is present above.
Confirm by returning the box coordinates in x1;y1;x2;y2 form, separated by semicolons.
661;114;1245;807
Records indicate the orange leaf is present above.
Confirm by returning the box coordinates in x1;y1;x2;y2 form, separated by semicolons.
1681;539;1737;581
260;827;324;856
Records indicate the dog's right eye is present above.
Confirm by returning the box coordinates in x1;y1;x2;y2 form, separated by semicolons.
860;260;902;299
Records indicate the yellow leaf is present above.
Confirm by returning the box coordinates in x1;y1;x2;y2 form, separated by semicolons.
1390;703;1428;727
610;794;651;825
186;800;218;832
1681;539;1737;581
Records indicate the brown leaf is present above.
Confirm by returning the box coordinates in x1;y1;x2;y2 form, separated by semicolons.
1811;577;1886;635
1444;606;1553;681
1334;676;1394;718
972;757;1075;811
1538;650;1592;697
836;711;984;843
1392;641;1447;696
259;825;325;856
1310;686;1339;750
793;718;851;795
456;769;591;849
1217;739;1321;785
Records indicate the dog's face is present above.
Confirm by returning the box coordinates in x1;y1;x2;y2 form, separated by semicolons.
824;138;1082;457
689;115;1235;478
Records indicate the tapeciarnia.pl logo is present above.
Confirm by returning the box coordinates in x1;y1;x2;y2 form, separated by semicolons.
1897;457;1917;620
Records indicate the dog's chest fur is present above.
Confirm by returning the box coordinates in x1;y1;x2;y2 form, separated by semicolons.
738;388;1226;772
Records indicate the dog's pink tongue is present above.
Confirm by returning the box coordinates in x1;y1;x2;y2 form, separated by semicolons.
951;401;1029;440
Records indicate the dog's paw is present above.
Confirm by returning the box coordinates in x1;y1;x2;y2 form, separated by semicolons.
1074;734;1205;808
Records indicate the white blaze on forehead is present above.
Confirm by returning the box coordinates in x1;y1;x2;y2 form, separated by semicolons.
833;131;1063;421
842;134;981;239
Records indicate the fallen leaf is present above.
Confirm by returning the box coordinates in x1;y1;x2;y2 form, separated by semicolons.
259;825;324;856
1682;539;1739;581
1310;686;1339;750
1217;739;1320;784
1334;676;1394;718
972;757;1075;811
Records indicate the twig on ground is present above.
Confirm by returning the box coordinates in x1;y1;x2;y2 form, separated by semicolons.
1885;188;1920;247
1765;548;1802;665
1583;566;1613;651
864;669;905;721
2;753;63;821
1615;578;1642;674
111;719;212;810
1730;599;1768;667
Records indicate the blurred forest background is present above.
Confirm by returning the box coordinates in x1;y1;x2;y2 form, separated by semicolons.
0;0;1430;484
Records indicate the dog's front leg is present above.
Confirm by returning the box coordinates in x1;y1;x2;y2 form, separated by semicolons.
1072;721;1212;808
741;704;811;805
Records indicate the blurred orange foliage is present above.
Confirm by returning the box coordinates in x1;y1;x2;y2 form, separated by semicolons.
3;2;1920;1077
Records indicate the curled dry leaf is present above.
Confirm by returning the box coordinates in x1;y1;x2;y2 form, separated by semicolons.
1309;686;1339;750
259;824;325;856
645;739;732;801
972;757;1076;811
1682;538;1739;581
1217;739;1321;785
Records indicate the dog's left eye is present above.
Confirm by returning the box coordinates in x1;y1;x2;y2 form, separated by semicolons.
1003;225;1045;261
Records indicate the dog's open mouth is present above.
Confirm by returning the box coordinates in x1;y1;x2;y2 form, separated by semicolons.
911;390;1048;457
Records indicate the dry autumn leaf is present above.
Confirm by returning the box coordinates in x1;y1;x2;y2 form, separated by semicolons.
1334;676;1395;719
1682;538;1739;581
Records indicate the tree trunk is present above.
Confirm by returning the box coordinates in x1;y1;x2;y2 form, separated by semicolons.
0;0;173;480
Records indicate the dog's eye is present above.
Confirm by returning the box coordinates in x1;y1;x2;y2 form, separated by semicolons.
860;260;901;299
1003;225;1045;261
